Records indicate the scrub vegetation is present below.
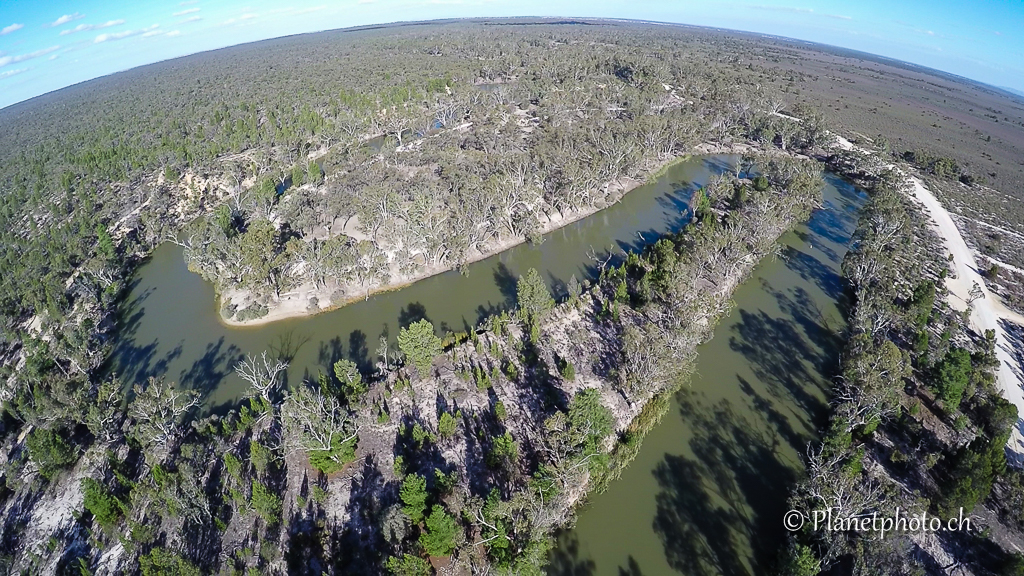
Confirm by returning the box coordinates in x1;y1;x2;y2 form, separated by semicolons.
0;16;1021;575
783;155;1024;574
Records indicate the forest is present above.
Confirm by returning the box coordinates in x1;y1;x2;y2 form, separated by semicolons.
0;17;1021;575
784;152;1024;574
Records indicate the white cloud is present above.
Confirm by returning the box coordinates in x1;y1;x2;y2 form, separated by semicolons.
94;25;158;43
0;46;60;67
292;5;328;14
59;20;126;36
1;23;24;35
166;30;182;37
747;5;814;14
180;16;202;24
223;13;259;25
50;13;85;27
0;68;28;79
49;54;59;60
173;8;200;16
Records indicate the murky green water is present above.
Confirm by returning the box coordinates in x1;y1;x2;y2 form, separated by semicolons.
110;155;737;411
549;174;867;576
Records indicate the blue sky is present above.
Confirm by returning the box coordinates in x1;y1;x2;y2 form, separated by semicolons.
0;0;1021;109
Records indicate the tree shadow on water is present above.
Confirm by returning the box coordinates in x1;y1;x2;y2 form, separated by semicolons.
779;246;844;302
618;556;645;576
492;262;518;308
651;394;798;576
398;302;430;329
105;285;187;386
727;306;828;419
268;329;311;364
317;335;345;374
178;336;244;403
771;284;845;368
548;529;596;576
348;330;371;373
804;204;853;249
314;330;373;378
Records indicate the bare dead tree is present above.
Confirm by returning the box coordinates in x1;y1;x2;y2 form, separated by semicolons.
129;377;200;458
281;385;360;465
235;351;288;403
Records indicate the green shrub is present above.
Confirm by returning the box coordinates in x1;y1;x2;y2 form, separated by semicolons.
558;358;576;381
434;468;457;494
312;485;328;505
385;554;432;576
223;453;243;482
438;412;459;438
569;389;613;446
940;437;1004;516
139;548;200;576
419;505;459;557
474;365;492;390
81;477;125;530
307;434;357;474
487;432;518;468
333;359;367;402
250;480;282;525
516;268;554;330
909;280;936;329
779;544;820;576
235;303;269;322
752;175;769;191
933;347;972;411
410;423;434;448
130;520;156;545
249;440;272;476
400;474;428;523
291;164;306;188
398;319;443;373
502;360;518;381
494;401;507;422
26;427;77;480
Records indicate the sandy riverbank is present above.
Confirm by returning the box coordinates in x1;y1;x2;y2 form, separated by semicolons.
219;153;699;327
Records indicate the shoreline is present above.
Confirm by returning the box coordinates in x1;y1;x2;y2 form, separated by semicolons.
834;130;1024;460
216;152;707;328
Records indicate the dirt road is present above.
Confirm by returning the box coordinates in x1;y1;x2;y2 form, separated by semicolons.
907;176;1024;460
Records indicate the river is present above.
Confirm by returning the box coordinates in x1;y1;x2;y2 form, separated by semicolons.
111;153;866;572
109;155;736;411
549;172;867;575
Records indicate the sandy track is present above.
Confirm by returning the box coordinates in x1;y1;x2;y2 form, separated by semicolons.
831;131;1024;457
907;176;1024;460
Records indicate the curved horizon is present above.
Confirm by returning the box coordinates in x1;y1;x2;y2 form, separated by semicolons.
0;0;1021;111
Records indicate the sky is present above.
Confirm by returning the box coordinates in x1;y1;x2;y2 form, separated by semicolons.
0;0;1021;109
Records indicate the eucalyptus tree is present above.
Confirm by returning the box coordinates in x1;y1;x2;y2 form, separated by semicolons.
281;383;359;474
128;378;200;462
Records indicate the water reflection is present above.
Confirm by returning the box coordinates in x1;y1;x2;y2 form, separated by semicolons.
553;175;867;575
110;156;738;410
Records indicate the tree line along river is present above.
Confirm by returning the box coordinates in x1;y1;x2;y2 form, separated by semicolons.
109;155;867;574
